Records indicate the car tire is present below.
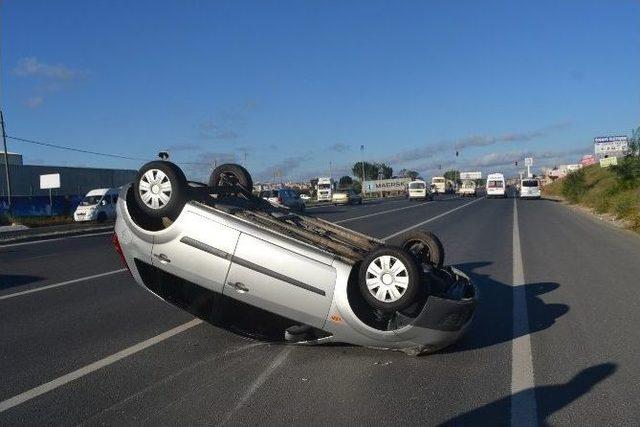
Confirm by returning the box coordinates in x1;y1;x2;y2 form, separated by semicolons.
359;199;363;205
298;204;306;213
209;163;253;192
400;230;445;269
97;212;107;223
358;246;421;313
134;161;188;219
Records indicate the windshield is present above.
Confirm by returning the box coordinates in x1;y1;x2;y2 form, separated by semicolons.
80;195;102;206
432;178;445;184
522;180;539;187
409;182;426;189
463;181;475;188
318;183;331;190
488;180;504;188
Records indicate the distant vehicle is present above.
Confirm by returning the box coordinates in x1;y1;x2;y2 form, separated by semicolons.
486;173;506;198
458;180;477;197
317;177;334;202
520;178;541;199
408;180;433;201
260;188;306;212
332;189;363;205
299;194;311;201
431;176;446;194
74;188;119;223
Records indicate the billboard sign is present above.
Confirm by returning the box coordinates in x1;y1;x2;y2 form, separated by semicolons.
594;136;628;156
600;157;618;168
40;173;61;190
364;178;410;193
460;171;482;180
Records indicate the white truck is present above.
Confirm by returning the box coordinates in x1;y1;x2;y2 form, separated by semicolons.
458;172;481;197
431;176;446;195
317;177;334;202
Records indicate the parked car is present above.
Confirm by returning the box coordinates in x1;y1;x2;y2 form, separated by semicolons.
332;189;363;205
74;188;119;222
299;194;311;201
114;161;477;355
260;188;306;212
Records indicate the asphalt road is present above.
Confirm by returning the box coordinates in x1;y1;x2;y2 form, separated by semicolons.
1;193;640;425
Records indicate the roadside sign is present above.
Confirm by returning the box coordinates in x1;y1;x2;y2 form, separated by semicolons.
364;178;410;193
460;171;482;180
524;157;533;166
40;173;60;190
581;154;596;166
599;157;618;168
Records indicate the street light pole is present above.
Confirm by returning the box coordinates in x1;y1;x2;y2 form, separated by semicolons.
1;110;12;215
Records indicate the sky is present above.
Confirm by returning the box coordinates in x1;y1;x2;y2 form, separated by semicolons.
2;0;639;182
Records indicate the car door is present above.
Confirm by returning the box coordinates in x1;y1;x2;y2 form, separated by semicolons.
152;210;240;295
224;232;336;329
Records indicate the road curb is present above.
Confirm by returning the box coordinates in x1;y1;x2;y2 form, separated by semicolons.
0;224;114;245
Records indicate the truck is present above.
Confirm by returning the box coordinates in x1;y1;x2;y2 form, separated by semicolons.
458;172;482;197
431;176;446;194
316;177;334;202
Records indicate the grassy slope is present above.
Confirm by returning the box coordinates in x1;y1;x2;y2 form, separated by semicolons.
543;164;640;232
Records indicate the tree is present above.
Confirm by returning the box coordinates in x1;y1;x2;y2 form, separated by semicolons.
352;161;393;181
338;175;353;189
397;168;419;180
444;170;461;185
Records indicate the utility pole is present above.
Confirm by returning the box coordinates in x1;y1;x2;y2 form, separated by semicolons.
243;152;247;168
329;161;332;179
360;145;366;195
1;110;12;215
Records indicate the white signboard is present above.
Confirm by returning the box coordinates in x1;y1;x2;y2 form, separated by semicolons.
364;178;410;193
566;164;582;172
40;173;61;190
460;171;482;180
600;157;618;168
524;157;533;166
594;136;628;155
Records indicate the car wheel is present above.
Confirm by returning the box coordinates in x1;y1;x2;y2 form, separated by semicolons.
134;161;188;219
400;230;445;269
358;246;421;312
96;212;107;223
209;163;253;192
299;204;306;213
359;199;363;205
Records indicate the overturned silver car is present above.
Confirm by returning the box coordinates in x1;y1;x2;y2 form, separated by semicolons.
113;160;477;355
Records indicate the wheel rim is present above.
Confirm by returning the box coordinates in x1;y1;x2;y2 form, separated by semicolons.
365;255;409;303
138;169;172;210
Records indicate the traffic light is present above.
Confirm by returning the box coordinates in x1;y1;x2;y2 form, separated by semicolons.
456;151;459;157
515;161;518;166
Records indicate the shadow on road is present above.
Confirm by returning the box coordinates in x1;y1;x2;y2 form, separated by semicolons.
0;274;44;290
443;261;568;353
439;363;616;426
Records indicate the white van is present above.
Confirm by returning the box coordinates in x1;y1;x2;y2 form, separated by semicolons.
458;180;477;197
520;178;541;199
74;188;119;222
486;173;506;198
408;180;432;201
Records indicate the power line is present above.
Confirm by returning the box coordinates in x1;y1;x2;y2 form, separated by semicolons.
6;134;212;166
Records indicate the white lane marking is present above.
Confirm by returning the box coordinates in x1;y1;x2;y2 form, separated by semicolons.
0;231;113;248
511;197;538;426
0;269;127;301
381;197;485;241
0;318;203;413
217;346;292;426
334;200;436;224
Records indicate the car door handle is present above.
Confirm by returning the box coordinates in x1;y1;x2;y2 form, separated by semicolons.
153;253;171;264
228;282;249;293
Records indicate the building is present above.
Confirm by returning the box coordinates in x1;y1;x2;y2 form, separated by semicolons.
0;152;137;197
0;151;24;166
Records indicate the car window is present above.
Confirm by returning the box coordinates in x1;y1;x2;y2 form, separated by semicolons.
112;195;118;203
522;180;539;187
102;196;111;204
488;180;504;188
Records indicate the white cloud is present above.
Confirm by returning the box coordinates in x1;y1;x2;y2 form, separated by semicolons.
14;57;83;81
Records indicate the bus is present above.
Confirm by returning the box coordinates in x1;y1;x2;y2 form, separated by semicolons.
431;176;446;194
316;177;334;202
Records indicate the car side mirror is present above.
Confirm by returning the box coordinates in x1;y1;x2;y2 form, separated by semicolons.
101;200;107;206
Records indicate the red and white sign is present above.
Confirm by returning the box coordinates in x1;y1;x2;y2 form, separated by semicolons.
581;155;596;166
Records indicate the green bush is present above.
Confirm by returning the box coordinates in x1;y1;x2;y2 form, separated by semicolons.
562;169;587;203
612;155;640;189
